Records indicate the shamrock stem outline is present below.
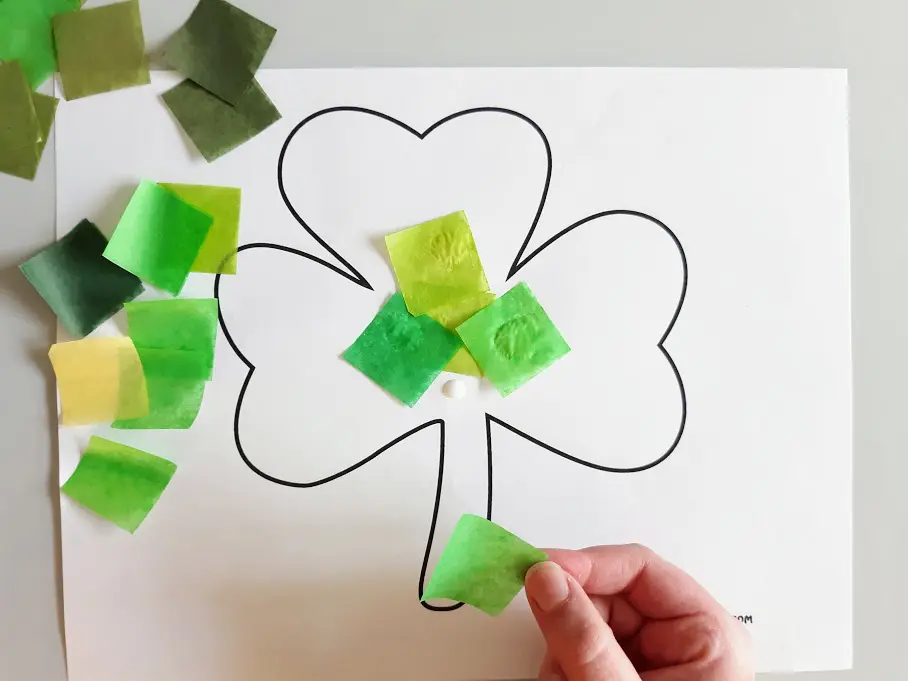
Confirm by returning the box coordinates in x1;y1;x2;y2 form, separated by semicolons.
213;106;688;613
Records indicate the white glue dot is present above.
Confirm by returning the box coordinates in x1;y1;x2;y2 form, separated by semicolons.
443;379;466;400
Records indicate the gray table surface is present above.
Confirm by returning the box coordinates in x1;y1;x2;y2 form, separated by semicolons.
1;1;900;679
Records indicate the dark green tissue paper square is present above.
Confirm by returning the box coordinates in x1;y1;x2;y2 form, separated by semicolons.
343;293;462;407
161;78;281;162
19;219;144;337
160;0;276;105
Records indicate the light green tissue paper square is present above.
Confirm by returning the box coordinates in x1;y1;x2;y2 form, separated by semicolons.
456;282;570;396
422;514;547;615
103;181;213;295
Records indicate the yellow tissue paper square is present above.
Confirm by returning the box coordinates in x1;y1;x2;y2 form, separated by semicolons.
49;336;149;425
161;183;241;274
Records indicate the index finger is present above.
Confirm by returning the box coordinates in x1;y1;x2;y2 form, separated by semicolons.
544;544;724;620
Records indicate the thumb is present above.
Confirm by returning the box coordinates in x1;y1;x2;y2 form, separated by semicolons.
525;561;640;681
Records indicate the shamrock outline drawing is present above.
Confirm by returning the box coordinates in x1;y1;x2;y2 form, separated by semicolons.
214;106;688;612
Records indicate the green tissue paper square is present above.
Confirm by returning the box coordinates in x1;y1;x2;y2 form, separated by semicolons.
343;293;462;407
61;435;177;533
422;514;547;616
122;298;218;380
0;0;80;88
112;298;217;430
112;359;207;430
161;183;241;274
19;219;144;337
53;0;151;100
160;0;276;105
161;78;281;162
103;180;214;295
457;282;570;396
0;89;57;180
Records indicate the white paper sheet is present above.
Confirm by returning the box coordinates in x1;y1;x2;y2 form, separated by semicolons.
55;68;852;680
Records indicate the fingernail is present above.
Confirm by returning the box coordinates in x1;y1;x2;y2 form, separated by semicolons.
527;561;569;612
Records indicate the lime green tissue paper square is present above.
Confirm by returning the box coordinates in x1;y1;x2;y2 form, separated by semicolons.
422;514;547;616
160;0;276;105
385;211;491;319
61;436;176;533
428;290;497;331
0;88;57;180
0;0;80;88
430;290;495;377
53;0;150;100
444;348;484;377
161;184;241;274
112;298;217;429
456;282;570;396
161;78;281;163
343;293;461;407
103;181;213;295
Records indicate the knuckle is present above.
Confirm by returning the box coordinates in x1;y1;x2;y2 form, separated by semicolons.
572;619;610;666
689;612;727;662
626;542;655;559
